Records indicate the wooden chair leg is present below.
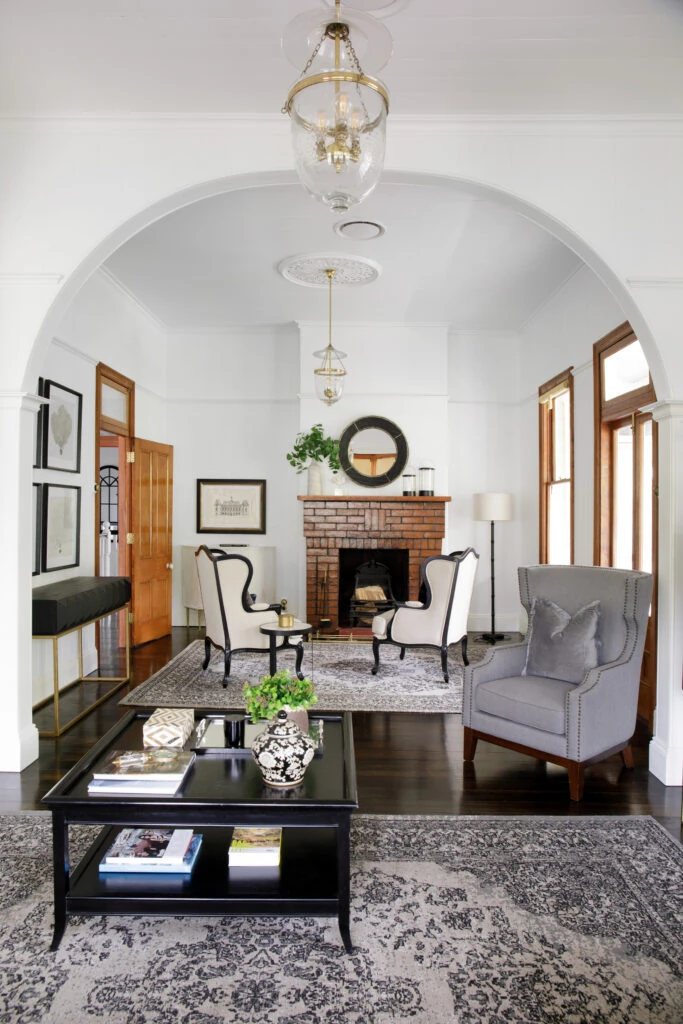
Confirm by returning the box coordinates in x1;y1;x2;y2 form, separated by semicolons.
441;645;449;684
371;637;381;675
461;635;469;666
202;637;211;671
621;745;634;769
463;726;478;761
568;762;585;801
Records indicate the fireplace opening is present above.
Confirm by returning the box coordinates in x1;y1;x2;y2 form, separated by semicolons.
338;549;409;629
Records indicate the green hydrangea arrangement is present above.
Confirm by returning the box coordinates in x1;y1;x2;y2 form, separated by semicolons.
243;669;317;722
286;423;341;474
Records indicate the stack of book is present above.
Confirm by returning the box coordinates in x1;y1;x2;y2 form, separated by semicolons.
99;828;202;874
87;748;196;797
228;827;282;876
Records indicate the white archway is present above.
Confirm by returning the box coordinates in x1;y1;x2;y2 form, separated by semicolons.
23;168;669;401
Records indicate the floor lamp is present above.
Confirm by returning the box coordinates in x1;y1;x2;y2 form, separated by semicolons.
473;492;512;644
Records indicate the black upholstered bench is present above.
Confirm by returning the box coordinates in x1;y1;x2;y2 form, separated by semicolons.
32;576;132;737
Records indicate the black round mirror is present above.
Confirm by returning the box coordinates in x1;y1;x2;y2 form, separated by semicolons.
339;416;409;488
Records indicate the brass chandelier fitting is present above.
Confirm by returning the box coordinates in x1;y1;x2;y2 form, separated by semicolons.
283;1;391;212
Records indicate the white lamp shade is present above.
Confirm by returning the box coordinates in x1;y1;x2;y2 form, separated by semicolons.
473;492;513;522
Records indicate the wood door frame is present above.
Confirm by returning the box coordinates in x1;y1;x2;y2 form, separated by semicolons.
95;364;135;646
592;323;658;729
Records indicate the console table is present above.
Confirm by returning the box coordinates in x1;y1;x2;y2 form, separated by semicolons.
32;576;131;738
42;708;358;952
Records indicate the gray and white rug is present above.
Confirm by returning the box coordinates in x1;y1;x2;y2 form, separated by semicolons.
120;639;491;714
2;813;682;1023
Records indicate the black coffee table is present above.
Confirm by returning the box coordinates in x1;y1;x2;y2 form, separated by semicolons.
42;708;358;952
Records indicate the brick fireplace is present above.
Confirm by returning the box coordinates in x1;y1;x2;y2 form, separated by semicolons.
298;495;451;632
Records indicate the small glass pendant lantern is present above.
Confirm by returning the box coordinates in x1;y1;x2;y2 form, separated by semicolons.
419;465;435;496
402;467;417;496
313;268;347;406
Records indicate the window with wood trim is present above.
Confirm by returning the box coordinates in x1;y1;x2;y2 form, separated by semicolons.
539;369;574;564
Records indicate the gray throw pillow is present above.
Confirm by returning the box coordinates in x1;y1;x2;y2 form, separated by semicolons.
523;597;600;684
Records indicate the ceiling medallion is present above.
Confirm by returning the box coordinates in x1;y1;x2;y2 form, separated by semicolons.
278;253;381;288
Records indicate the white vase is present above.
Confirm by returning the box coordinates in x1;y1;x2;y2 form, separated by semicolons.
307;461;323;495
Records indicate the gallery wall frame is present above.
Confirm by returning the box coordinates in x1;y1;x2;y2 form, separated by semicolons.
42;379;83;473
32;483;42;576
33;377;44;469
196;479;266;535
42;484;81;572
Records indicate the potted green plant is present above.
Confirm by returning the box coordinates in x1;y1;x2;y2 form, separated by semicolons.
243;669;317;731
286;423;341;494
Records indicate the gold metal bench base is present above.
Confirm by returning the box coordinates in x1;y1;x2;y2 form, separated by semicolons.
33;604;131;738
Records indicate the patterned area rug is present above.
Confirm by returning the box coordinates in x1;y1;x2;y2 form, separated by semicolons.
120;638;492;714
2;814;682;1023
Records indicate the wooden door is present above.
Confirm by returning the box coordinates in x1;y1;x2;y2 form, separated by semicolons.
130;437;174;646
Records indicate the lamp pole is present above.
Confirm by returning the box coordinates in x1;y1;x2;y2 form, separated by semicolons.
473;492;512;645
481;519;505;644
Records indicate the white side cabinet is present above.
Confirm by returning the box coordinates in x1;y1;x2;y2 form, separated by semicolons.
181;545;277;626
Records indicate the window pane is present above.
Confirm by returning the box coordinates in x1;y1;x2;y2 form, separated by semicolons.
604;340;649;401
639;420;653;573
101;382;128;424
552;390;571;480
613;424;633;569
548;481;571;564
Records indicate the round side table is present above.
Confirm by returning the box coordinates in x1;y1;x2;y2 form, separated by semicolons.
260;620;312;679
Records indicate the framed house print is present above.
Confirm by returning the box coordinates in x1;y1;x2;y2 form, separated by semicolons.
42;379;83;473
196;479;266;534
42;484;81;572
32;483;42;575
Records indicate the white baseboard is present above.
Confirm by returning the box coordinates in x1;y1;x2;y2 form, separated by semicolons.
648;736;683;787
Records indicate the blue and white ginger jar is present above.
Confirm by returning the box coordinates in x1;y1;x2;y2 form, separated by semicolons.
251;710;316;788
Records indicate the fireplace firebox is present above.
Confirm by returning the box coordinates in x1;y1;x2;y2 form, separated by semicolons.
339;550;408;628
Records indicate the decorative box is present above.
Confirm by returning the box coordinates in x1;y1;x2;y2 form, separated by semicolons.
143;707;195;749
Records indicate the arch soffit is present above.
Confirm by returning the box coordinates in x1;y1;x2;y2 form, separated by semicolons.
25;167;669;400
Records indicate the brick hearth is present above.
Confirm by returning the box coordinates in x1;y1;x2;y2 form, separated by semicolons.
298;495;451;632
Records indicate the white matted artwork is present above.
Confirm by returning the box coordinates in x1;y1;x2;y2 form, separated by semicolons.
196;479;266;534
42;379;83;473
42;484;81;572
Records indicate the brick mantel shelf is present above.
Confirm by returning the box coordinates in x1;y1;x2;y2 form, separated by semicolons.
298;495;451;632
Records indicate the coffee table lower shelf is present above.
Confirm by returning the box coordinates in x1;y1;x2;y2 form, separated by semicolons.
64;825;346;942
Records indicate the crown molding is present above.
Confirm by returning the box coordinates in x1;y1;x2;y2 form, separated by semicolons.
626;277;683;289
0;273;64;286
97;267;168;331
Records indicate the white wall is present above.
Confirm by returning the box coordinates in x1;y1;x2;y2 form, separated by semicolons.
32;270;169;703
448;330;522;633
166;326;301;623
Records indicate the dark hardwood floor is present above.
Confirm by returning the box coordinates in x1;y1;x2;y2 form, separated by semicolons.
6;627;682;843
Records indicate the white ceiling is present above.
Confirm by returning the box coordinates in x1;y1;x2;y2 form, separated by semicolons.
2;0;683;117
4;0;682;331
104;181;582;331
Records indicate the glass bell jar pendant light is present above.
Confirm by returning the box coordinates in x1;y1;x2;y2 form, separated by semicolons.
282;1;392;212
314;268;347;405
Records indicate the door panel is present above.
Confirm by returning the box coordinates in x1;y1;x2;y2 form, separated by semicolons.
131;437;173;646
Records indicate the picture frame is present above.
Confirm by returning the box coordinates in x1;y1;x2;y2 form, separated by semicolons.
42;379;82;473
42;484;81;572
196;479;266;535
33;377;44;469
32;483;42;576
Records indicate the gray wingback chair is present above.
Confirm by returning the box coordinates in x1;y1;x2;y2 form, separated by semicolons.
371;548;479;683
463;564;653;800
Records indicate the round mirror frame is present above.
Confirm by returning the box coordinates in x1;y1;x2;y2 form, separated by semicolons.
338;415;409;488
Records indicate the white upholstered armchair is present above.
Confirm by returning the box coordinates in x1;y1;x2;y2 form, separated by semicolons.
463;564;653;800
195;545;283;687
371;549;479;684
